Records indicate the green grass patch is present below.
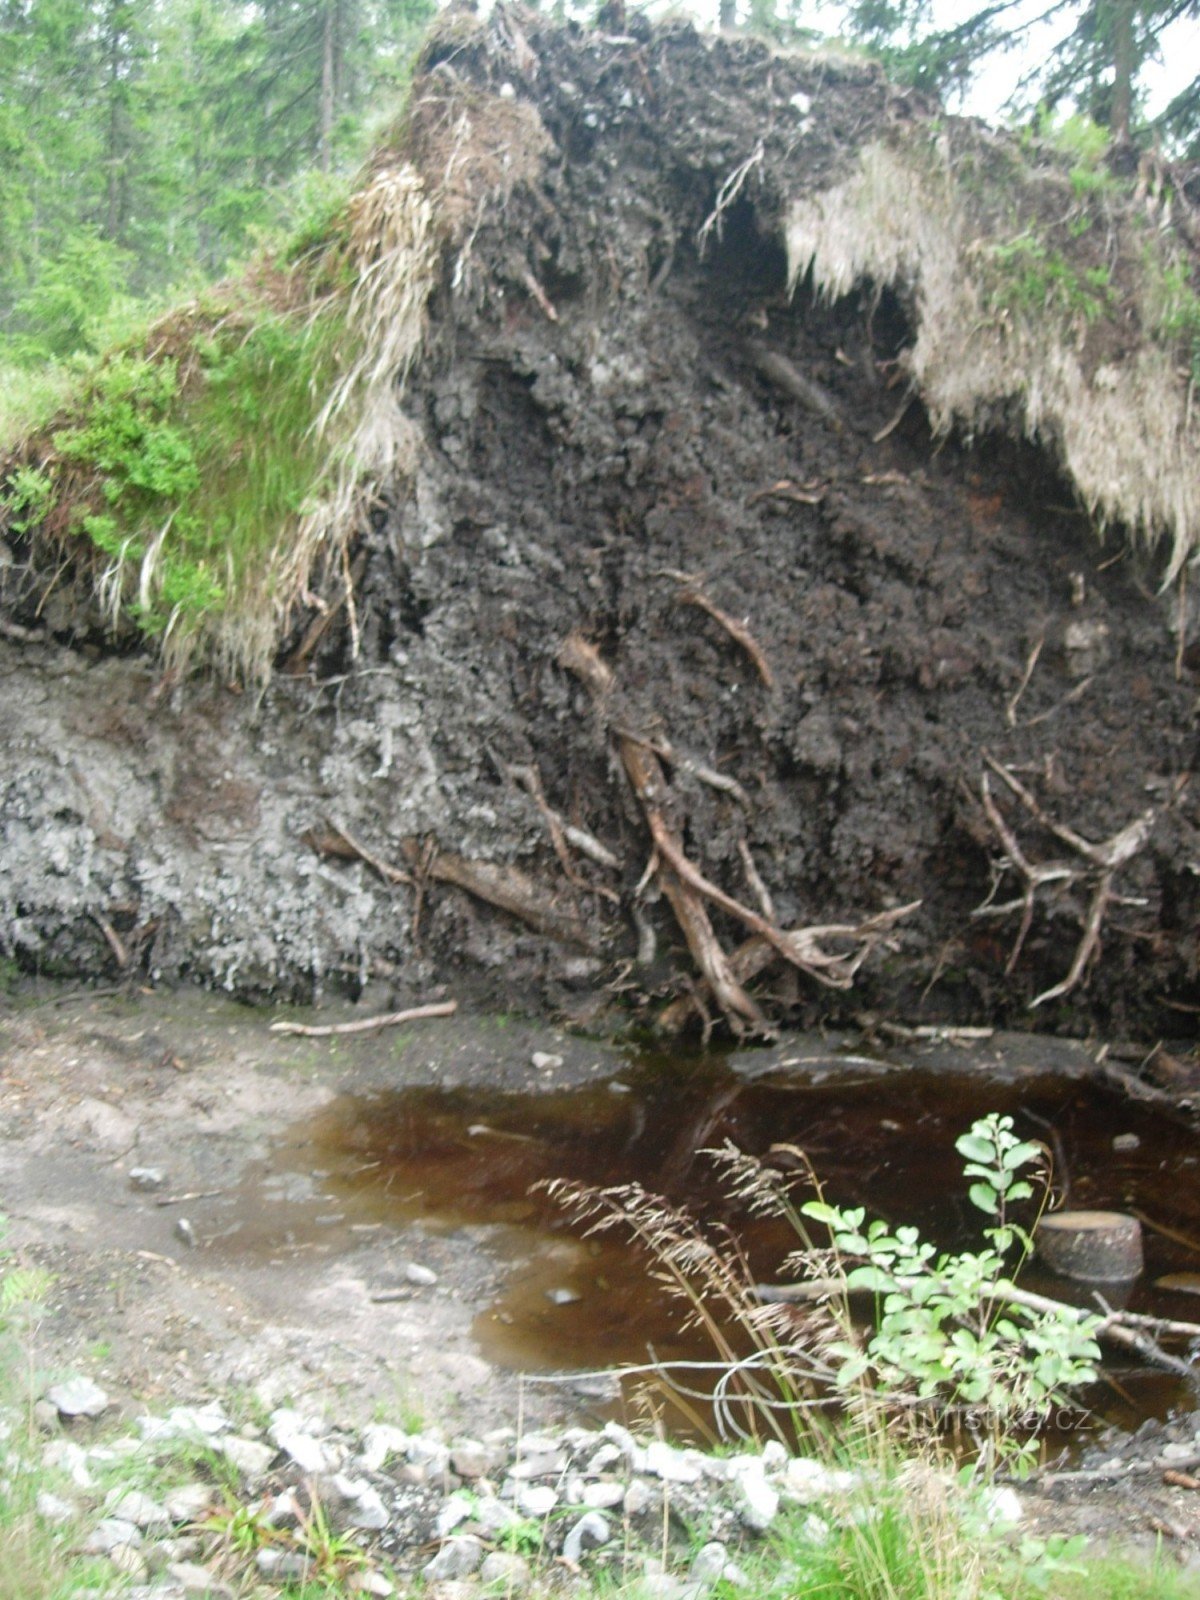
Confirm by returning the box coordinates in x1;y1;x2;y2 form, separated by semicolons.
985;234;1114;325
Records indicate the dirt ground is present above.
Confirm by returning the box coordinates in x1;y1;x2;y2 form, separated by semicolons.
3;986;1200;1570
2;15;1199;1043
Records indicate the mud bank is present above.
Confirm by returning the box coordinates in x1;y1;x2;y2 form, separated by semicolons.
2;12;1199;1038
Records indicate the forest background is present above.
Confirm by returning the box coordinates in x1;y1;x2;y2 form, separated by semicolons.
1;0;1198;412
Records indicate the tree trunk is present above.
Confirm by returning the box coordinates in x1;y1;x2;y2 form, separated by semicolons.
318;0;335;173
1110;0;1136;144
719;0;737;29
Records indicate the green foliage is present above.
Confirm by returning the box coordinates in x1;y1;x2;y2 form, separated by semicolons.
801;1115;1102;1450
7;232;134;365
2;468;55;535
985;235;1114;325
1146;253;1200;382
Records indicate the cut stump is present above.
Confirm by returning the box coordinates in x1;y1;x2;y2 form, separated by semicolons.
1036;1210;1144;1282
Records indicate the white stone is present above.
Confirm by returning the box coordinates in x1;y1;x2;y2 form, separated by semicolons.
358;1423;411;1472
479;1551;530;1585
46;1378;109;1418
406;1262;438;1287
139;1402;228;1443
436;1493;475;1537
761;1440;789;1471
84;1517;143;1553
450;1440;491;1479
474;1497;523;1537
36;1491;78;1523
516;1483;558;1517
644;1441;703;1483
531;1052;563;1072
422;1536;485;1582
164;1484;216;1524
582;1480;624;1510
166;1561;236;1597
690;1542;729;1585
332;1475;390;1531
220;1435;275;1480
269;1410;335;1474
562;1510;611;1564
585;1442;623;1475
106;1489;170;1531
623;1479;655;1516
42;1439;92;1487
981;1486;1023;1526
736;1469;779;1531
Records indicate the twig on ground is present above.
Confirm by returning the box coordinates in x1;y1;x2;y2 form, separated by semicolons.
747;479;825;508
92;913;129;969
269;1001;458;1037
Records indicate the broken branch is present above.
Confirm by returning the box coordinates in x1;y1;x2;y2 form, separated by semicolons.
270;1001;458;1037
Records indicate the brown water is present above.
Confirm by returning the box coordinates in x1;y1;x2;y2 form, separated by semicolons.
225;1050;1200;1435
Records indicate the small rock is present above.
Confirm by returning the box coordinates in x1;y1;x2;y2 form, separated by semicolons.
129;1167;167;1191
349;1571;396;1596
690;1543;730;1585
450;1440;492;1480
106;1490;171;1532
516;1484;558;1517
508;1449;566;1480
269;1410;336;1474
220;1435;275;1480
585;1442;623;1475
84;1518;143;1553
33;1399;61;1432
139;1402;229;1443
1112;1133;1141;1153
331;1474;389;1531
256;1548;312;1580
531;1052;563;1072
36;1491;78;1523
359;1423;411;1472
761;1440;789;1471
406;1432;452;1477
562;1510;611;1564
735;1469;779;1532
544;1286;580;1305
164;1484;216;1524
349;1571;396;1597
801;1513;831;1546
46;1377;110;1419
165;1561;235;1598
479;1551;530;1585
644;1441;703;1484
781;1456;856;1502
981;1486;1022;1526
42;1439;93;1487
175;1218;198;1248
623;1479;655;1517
422;1536;485;1582
473;1497;523;1538
582;1480;624;1510
263;1489;303;1529
406;1262;439;1287
437;1493;476;1537
426;1583;482;1600
108;1543;149;1580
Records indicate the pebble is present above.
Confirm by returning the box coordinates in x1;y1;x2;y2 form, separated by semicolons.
175;1218;198;1248
46;1377;110;1418
406;1262;438;1287
332;1474;390;1531
359;1423;411;1472
531;1052;564;1071
689;1542;731;1585
349;1571;396;1596
624;1479;656;1517
436;1493;475;1537
256;1548;312;1580
422;1535;485;1581
165;1561;236;1597
109;1543;150;1580
735;1468;779;1531
269;1409;337;1473
479;1551;530;1585
644;1440;704;1484
84;1517;144;1553
562;1510;611;1564
582;1479;625;1510
516;1483;558;1517
163;1484;216;1524
473;1496;524;1537
42;1439;93;1486
1112;1133;1141;1152
139;1402;229;1442
450;1440;491;1479
36;1490;78;1523
219;1435;275;1480
129;1167;167;1191
107;1489;171;1532
544;1285;581;1305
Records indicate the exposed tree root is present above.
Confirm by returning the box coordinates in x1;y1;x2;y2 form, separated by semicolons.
673;583;775;689
973;754;1170;1008
558;628;917;1033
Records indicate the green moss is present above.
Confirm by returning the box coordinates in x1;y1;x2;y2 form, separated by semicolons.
985;234;1114;325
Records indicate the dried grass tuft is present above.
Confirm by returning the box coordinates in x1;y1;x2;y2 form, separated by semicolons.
786;140;1200;577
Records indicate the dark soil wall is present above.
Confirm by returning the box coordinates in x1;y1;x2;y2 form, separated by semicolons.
2;12;1198;1041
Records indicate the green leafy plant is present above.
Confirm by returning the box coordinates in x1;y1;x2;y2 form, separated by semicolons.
801;1115;1101;1448
986;235;1114;325
0;466;54;536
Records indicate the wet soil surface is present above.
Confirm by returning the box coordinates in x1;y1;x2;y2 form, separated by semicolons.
2;17;1199;1041
5;988;1200;1559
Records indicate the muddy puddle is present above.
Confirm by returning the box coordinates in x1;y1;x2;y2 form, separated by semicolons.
215;1048;1200;1439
